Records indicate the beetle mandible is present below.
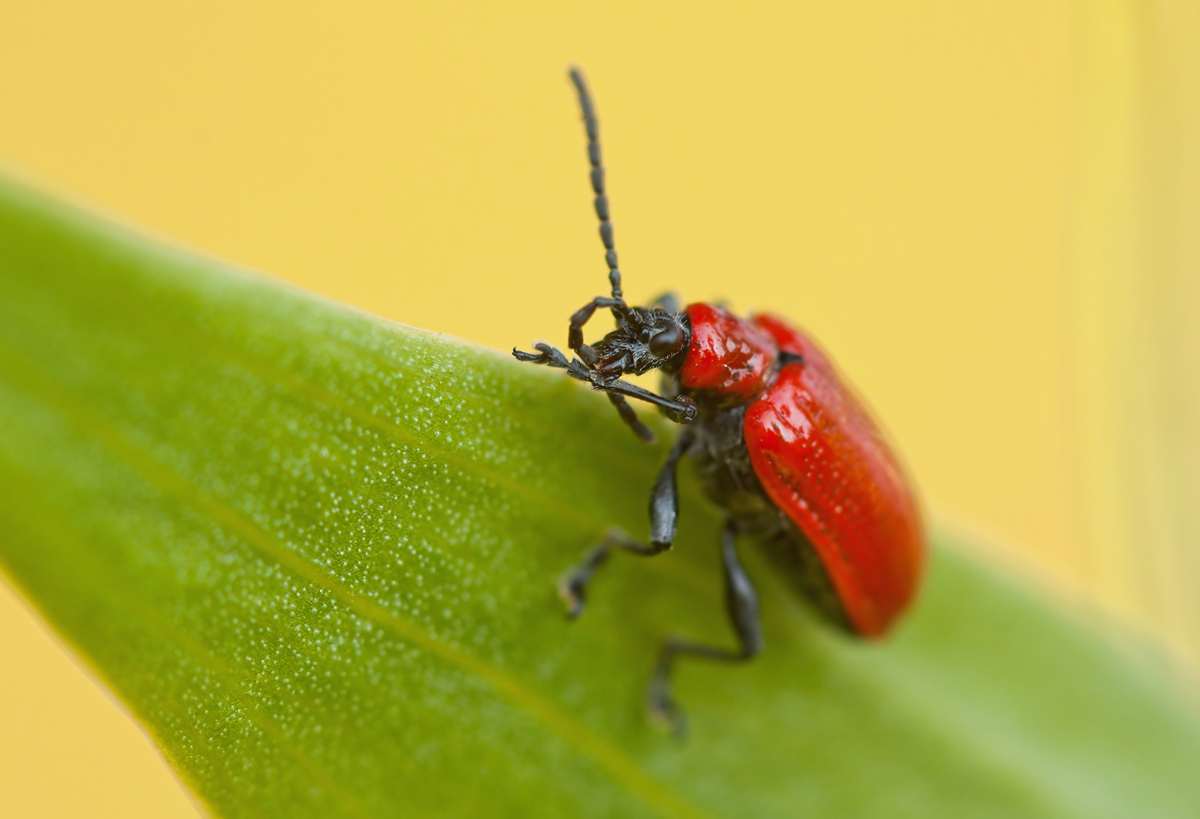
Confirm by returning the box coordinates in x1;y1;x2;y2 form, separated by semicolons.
514;68;925;736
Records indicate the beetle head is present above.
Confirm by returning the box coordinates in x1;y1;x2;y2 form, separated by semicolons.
587;306;690;379
511;69;699;441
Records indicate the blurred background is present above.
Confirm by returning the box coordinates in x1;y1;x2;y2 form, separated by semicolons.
0;2;1197;816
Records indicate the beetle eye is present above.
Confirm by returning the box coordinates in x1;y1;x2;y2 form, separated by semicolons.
649;325;684;357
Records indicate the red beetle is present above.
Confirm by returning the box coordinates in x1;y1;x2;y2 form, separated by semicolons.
515;69;924;734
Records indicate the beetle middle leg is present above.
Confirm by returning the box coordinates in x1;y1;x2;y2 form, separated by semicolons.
558;430;693;617
607;392;655;443
646;520;763;738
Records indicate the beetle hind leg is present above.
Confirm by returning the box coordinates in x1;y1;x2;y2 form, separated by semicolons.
646;520;763;738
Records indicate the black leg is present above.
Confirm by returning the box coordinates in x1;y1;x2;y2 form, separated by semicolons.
597;378;698;424
646;521;763;738
558;529;668;619
608;392;655;443
512;342;593;381
569;296;627;351
650;291;682;315
558;431;693;616
512;343;699;426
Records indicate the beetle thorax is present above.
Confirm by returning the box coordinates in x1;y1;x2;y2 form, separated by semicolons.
678;303;780;406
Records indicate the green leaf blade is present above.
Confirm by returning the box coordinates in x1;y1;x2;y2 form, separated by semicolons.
1;177;1197;818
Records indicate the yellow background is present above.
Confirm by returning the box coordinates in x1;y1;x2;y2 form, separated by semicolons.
0;2;1196;816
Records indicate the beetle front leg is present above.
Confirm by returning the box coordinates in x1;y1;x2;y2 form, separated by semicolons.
558;430;693;617
646;520;763;738
512;342;594;383
568;296;627;351
596;377;698;424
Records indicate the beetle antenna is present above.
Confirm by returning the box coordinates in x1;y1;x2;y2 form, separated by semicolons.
568;67;624;303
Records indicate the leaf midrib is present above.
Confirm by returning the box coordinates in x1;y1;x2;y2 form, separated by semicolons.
0;484;374;819
0;335;712;819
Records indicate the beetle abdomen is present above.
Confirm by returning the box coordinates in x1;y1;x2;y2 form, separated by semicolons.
756;526;853;633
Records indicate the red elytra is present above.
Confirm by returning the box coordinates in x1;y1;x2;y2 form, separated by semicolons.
746;314;924;637
680;304;924;637
513;67;925;733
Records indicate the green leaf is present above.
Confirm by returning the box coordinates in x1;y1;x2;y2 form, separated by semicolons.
0;176;1197;819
